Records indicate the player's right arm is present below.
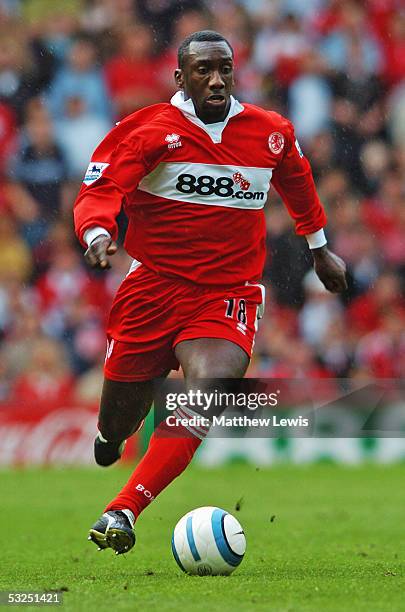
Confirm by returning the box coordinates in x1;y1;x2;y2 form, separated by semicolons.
84;235;118;270
73;132;148;269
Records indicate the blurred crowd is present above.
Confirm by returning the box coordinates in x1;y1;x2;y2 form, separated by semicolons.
0;0;404;404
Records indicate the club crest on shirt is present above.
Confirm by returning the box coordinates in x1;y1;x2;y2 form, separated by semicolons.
83;162;110;185
165;133;182;150
268;132;285;154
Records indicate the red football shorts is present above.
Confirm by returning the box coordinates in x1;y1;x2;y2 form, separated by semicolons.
104;263;265;382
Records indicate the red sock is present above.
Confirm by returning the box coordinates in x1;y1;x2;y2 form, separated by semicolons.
105;410;207;519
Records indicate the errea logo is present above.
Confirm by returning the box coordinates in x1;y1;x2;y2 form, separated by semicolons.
165;133;182;149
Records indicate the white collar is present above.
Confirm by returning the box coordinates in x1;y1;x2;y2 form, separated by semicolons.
170;90;244;144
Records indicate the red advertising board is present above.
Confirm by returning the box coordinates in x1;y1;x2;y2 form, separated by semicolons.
0;402;137;466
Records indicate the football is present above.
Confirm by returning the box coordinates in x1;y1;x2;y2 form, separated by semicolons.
171;506;246;575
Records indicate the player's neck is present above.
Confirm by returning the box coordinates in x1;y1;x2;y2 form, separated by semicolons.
199;109;230;124
184;94;231;124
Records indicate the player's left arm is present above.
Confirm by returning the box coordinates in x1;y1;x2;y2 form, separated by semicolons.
310;244;347;293
270;120;347;293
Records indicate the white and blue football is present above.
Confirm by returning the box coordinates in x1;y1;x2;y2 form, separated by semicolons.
171;506;246;576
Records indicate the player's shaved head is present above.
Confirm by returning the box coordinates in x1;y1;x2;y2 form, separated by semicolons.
177;30;233;69
175;30;235;123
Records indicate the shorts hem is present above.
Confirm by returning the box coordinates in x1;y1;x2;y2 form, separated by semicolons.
104;368;173;383
173;333;252;359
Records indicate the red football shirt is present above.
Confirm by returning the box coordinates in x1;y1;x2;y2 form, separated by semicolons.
74;93;326;285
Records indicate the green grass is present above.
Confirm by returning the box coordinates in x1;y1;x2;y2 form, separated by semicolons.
1;464;404;611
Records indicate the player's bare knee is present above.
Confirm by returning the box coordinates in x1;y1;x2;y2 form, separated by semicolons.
98;378;153;440
183;351;248;379
98;417;129;442
99;406;147;441
176;339;249;379
184;360;246;379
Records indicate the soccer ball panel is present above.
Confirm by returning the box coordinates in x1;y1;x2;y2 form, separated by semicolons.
223;513;246;556
171;506;246;576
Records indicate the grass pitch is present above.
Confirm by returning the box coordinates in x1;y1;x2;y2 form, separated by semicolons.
1;463;404;611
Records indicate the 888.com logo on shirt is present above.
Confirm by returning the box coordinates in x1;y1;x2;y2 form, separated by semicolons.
138;162;274;209
176;170;263;201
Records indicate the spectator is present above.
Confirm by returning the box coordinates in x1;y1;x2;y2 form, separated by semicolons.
1;304;43;378
8;99;68;246
330;98;363;185
346;272;405;335
388;82;405;148
361;171;404;243
0;101;17;176
380;11;405;88
253;13;310;89
24;0;81;65
0;31;35;119
288;50;332;143
0;215;32;285
355;309;405;378
305;130;335;181
135;0;205;50
80;0;137;35
298;269;343;349
265;200;312;306
12;336;74;403
46;34;111;122
35;247;96;319
104;23;165;119
54;95;111;179
359;140;391;196
319;2;383;80
378;198;405;268
63;297;106;375
74;356;105;402
318;315;353;376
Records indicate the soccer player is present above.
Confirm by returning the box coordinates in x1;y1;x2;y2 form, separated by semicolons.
74;30;347;555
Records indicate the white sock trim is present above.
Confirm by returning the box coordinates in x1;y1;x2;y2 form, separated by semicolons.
97;431;109;443
173;407;210;440
121;509;135;527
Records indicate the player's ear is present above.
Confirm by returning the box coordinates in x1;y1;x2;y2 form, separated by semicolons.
174;68;184;90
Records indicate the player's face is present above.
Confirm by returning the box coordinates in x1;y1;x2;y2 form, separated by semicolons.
175;41;234;124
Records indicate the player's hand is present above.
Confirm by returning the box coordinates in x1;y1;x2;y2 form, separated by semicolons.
84;235;118;269
311;246;347;293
